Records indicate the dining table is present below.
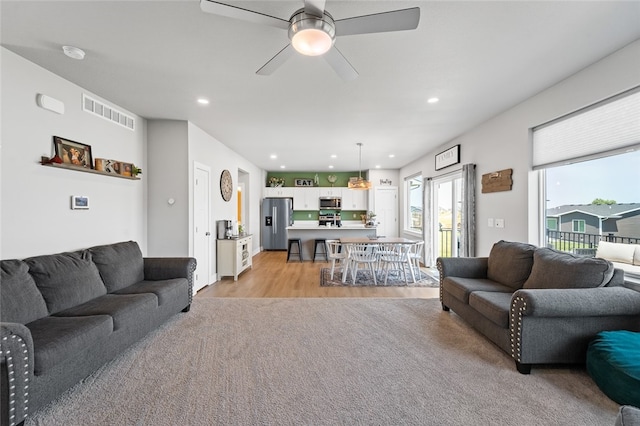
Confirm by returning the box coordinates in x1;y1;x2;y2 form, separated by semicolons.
339;237;420;283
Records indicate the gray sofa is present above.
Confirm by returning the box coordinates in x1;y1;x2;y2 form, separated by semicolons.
437;240;640;374
0;241;196;426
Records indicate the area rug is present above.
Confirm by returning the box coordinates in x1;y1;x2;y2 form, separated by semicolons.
25;298;617;426
320;267;439;287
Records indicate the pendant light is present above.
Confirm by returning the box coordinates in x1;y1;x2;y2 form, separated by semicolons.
348;143;372;190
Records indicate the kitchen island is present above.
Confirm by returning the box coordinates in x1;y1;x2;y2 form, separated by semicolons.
286;223;376;261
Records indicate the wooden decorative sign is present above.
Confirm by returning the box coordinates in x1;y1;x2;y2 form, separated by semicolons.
482;168;513;193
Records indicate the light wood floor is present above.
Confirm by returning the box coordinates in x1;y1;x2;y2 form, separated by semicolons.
197;250;440;299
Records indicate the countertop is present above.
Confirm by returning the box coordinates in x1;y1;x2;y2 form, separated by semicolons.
286;224;375;230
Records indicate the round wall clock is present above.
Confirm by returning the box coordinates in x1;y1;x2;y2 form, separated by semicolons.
220;169;233;202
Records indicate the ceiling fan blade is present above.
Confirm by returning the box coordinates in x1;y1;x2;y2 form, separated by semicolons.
256;44;295;76
200;0;289;30
323;47;358;81
335;7;420;36
304;0;326;18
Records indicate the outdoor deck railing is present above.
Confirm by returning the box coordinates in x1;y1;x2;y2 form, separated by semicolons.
546;230;640;252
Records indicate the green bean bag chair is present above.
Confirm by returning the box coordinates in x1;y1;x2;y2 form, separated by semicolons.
587;330;640;407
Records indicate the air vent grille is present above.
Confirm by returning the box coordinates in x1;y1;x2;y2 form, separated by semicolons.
82;94;135;131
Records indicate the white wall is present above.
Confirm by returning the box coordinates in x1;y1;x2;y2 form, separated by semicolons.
400;40;640;256
1;48;147;259
146;120;189;256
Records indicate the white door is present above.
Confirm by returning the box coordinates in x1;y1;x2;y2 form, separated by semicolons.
193;164;211;293
432;173;462;258
374;187;398;237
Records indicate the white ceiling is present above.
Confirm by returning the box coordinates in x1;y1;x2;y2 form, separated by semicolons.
2;1;639;172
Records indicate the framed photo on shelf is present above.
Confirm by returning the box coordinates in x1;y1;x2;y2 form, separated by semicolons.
120;162;133;177
54;136;93;169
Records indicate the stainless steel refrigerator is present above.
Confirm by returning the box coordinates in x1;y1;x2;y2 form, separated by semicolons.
262;198;293;250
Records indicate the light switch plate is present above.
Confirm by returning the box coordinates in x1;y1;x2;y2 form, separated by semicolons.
488;218;494;227
495;219;505;228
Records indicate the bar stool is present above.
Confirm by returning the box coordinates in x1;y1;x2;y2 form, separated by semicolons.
287;238;303;262
313;238;328;262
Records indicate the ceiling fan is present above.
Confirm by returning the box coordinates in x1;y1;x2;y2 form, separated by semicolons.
200;0;420;81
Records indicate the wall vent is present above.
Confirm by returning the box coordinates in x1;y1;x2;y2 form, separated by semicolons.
82;94;135;131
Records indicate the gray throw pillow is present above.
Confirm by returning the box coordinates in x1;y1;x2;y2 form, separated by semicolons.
1;259;49;324
523;247;614;289
487;240;537;289
25;250;107;314
89;241;144;292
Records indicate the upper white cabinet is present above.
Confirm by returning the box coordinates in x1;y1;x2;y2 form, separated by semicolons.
341;188;368;210
293;187;319;210
264;187;293;198
318;188;341;197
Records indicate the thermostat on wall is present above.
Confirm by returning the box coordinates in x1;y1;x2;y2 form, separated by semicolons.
71;195;89;210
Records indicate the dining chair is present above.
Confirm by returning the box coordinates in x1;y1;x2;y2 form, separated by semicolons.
409;241;425;276
378;244;415;284
325;239;346;280
344;243;379;284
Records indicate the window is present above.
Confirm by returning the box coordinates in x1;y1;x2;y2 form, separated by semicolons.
406;175;423;233
572;220;586;233
546;217;558;231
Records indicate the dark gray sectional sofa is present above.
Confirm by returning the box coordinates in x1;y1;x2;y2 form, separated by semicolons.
438;240;640;374
0;241;196;426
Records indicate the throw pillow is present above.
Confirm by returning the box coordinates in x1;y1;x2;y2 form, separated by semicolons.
523;247;614;289
25;250;107;314
596;241;635;265
486;240;537;289
89;241;144;292
1;259;49;324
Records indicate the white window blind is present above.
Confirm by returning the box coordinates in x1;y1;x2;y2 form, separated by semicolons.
532;87;640;169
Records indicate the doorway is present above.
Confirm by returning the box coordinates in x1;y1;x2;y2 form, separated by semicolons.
433;173;462;258
374;187;398;237
193;162;211;293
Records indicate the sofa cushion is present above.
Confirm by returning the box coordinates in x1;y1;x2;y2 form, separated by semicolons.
25;250;107;314
523;247;614;289
487;240;537;290
468;291;512;328
597;241;636;265
54;293;157;331
89;241;144;292
113;278;188;306
27;315;113;376
1;259;49;324
443;276;513;304
634;245;640;266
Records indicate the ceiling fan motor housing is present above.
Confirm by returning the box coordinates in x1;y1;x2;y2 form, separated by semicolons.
288;9;336;56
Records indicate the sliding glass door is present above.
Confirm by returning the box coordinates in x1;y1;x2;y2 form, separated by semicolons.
433;173;462;258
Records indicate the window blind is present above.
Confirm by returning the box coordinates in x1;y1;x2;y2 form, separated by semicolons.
532;87;640;169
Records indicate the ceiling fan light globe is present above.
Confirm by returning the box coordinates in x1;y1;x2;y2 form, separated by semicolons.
292;29;333;56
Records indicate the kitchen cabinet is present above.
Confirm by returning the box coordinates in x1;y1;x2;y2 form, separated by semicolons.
293;187;319;210
217;235;252;281
318;188;342;197
264;187;293;198
341;188;368;210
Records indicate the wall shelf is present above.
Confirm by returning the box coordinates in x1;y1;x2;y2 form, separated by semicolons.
41;161;140;180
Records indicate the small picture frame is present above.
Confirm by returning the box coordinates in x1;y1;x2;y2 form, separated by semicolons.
120;162;133;177
54;136;93;169
71;195;89;210
435;145;460;171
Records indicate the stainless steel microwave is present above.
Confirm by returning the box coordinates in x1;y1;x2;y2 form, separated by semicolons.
319;197;341;209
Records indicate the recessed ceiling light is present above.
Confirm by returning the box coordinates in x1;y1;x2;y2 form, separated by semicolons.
389;154;395;158
427;97;439;104
62;45;85;60
197;98;210;105
328;165;334;169
330;154;337;158
280;165;286;169
375;165;381;169
270;154;277;159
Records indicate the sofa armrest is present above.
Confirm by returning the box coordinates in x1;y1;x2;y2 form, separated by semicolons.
144;257;197;303
436;257;489;280
512;287;640;317
1;322;34;426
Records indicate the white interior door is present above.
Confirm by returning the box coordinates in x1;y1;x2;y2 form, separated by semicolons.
193;164;211;293
374;187;398;237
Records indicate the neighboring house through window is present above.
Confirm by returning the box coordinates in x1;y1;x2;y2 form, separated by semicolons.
406;174;423;234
